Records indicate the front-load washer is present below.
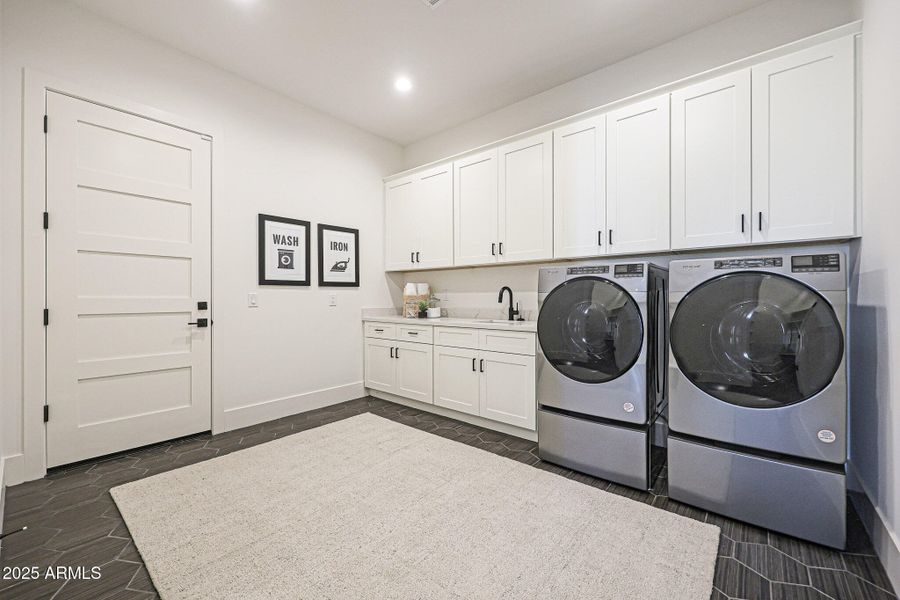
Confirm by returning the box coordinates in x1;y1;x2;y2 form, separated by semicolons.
536;261;668;490
667;250;848;548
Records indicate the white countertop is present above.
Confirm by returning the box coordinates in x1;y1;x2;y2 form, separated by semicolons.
363;314;537;333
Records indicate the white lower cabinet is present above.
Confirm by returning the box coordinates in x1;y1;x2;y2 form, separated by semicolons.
395;341;433;404
479;351;536;430
433;345;480;416
364;338;432;404
433;345;536;431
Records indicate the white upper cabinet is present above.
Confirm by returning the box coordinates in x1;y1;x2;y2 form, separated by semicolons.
498;132;553;262
384;162;453;271
553;115;607;258
671;71;752;250
454;149;499;266
606;94;671;255
751;37;856;243
414;163;454;269
384;176;417;271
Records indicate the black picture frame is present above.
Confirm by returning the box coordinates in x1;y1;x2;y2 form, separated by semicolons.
258;214;311;286
317;224;360;287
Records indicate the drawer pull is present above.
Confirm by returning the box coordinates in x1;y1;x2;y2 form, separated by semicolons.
374;328;383;333
408;331;418;336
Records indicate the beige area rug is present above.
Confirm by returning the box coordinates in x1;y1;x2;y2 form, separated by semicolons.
112;413;719;600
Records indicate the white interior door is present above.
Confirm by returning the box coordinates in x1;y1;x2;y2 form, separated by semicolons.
453;149;499;266
498;132;553;262
606;94;671;255
46;92;212;467
553;115;607;258
671;70;752;250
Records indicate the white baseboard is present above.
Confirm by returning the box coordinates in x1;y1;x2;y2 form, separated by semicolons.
369;390;538;442
848;463;900;594
0;457;5;540
222;382;366;431
1;454;26;487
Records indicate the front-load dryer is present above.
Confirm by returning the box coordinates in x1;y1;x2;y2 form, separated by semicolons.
667;250;848;548
536;261;668;490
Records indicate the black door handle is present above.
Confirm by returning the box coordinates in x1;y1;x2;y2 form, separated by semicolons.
390;347;394;358
608;229;613;245
499;242;503;255
598;230;602;246
741;214;745;233
395;347;400;359
188;318;208;328
491;243;496;256
416;251;420;263
758;211;763;231
410;252;414;263
472;358;476;372
479;359;484;373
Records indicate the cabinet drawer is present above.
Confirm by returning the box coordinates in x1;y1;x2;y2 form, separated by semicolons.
433;327;479;349
397;324;433;344
365;322;396;339
478;329;536;356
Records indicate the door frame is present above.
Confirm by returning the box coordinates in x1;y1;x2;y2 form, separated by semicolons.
20;70;223;482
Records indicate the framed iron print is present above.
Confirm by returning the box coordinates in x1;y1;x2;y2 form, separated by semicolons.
317;224;360;287
258;214;310;286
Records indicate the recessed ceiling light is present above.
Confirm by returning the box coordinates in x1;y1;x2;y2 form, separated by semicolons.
394;77;413;94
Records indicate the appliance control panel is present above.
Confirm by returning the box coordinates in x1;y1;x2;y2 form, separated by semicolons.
714;257;783;270
791;253;841;273
614;263;644;278
568;265;609;275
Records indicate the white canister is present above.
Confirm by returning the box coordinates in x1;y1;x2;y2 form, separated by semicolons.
426;307;441;319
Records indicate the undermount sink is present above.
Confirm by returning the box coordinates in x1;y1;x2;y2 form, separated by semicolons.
481;319;530;324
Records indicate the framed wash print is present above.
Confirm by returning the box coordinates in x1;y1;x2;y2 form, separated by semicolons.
258;214;310;286
318;224;360;287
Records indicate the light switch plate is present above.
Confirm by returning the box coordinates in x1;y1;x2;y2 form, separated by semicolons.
328;293;337;307
248;292;258;308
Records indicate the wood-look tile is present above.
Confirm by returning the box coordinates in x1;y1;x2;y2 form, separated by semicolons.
714;557;771;600
731;542;809;585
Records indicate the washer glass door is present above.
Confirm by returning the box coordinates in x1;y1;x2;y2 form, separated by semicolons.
670;272;843;408
537;277;643;384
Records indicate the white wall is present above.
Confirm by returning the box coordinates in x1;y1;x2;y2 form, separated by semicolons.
0;0;403;482
848;0;900;590
403;0;855;169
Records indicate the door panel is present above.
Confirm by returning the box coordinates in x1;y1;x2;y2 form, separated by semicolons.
364;339;396;393
606;95;670;254
498;132;553;262
46;92;211;467
416;164;454;269
454;149;499;266
480;351;536;430
395;341;433;404
553;115;606;258
385;177;417;270
671;71;751;249
433;346;480;416
751;37;855;243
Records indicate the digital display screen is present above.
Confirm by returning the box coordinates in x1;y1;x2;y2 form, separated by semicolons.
793;256;814;267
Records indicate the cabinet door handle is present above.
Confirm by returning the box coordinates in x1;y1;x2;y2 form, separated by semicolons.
608;229;613;245
472;358;476;372
479;359;484;373
741;214;745;233
410;252;414;263
415;251;420;263
499;242;503;255
491;243;496;256
758;211;763;232
598;230;603;246
395;347;400;359
390;347;394;358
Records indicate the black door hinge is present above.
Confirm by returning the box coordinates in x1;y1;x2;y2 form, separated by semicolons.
43;308;49;326
43;405;49;423
43;211;49;230
43;115;48;134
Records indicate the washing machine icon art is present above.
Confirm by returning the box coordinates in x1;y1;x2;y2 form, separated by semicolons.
277;248;294;270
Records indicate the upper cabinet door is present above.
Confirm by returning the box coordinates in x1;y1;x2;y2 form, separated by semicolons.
751;37;856;243
671;71;751;250
384;176;417;271
454;149;499;266
553;115;607;259
498;132;553;263
606;94;671;255
416;163;454;269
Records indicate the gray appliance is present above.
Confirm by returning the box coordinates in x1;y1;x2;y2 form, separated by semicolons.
667;251;848;549
536;262;668;490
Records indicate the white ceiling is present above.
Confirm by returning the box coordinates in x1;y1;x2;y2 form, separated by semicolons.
70;0;771;145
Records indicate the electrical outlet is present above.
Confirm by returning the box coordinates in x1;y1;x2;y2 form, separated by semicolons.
329;293;337;307
248;292;258;308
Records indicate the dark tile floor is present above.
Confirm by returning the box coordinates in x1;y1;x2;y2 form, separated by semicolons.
0;396;895;600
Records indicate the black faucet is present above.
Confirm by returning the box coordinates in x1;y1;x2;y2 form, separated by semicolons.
498;286;520;321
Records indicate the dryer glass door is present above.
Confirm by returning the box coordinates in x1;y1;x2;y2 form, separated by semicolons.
537;277;643;384
670;272;843;408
